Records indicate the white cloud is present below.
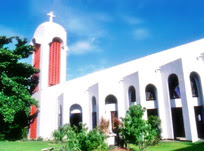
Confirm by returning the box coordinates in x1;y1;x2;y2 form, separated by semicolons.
133;28;150;40
69;38;101;55
29;0;110;39
120;16;149;41
69;41;93;54
122;16;142;25
62;13;108;39
29;0;110;55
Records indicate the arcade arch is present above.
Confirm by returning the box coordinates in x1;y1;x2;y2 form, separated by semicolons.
190;72;204;138
70;104;82;128
168;74;185;139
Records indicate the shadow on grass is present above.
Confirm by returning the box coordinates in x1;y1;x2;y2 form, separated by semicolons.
172;141;204;151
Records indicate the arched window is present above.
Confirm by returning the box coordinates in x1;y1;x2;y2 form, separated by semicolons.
145;84;157;101
105;95;117;104
168;74;180;99
70;104;82;128
190;72;199;97
128;86;136;103
92;97;97;129
49;38;61;86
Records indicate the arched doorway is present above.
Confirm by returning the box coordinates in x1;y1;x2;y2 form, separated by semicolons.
105;95;118;132
190;72;204;138
70;104;82;128
168;74;185;139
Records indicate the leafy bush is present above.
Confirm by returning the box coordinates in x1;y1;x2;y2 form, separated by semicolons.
53;123;108;151
85;129;108;151
37;136;43;141
53;124;71;142
147;115;161;145
120;105;158;151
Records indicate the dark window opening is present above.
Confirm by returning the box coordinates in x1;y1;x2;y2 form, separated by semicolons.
92;112;97;129
92;96;97;129
70;104;82;129
171;108;185;138
70;113;82;128
58;105;63;127
105;95;117;104
168;74;181;99
190;73;199;97
129;86;136;102
147;109;158;118
146;84;156;101
194;106;204;138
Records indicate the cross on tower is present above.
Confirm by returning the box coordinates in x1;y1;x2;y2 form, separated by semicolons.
47;11;55;22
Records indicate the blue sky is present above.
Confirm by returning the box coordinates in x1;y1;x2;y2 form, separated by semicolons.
1;0;204;80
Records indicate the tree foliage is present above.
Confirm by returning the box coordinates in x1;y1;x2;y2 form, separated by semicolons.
0;36;39;140
120;105;158;151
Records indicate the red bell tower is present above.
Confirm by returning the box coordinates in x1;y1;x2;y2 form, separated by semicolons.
30;11;67;139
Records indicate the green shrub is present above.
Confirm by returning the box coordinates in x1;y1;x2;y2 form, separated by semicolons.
53;124;73;142
120;105;158;151
54;124;81;151
85;129;108;151
53;123;108;151
37;136;43;141
147;115;161;145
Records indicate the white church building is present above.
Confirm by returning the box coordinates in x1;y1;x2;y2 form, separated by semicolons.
29;12;204;142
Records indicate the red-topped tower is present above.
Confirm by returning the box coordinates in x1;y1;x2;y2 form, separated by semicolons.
30;11;67;139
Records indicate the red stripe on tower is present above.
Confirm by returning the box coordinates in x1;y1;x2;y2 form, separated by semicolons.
30;44;40;139
49;40;61;86
30;105;38;139
33;44;40;92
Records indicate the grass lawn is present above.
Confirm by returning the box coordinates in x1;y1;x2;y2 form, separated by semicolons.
0;141;204;151
129;141;204;151
0;141;56;151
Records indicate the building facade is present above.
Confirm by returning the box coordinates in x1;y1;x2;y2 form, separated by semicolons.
30;14;204;142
